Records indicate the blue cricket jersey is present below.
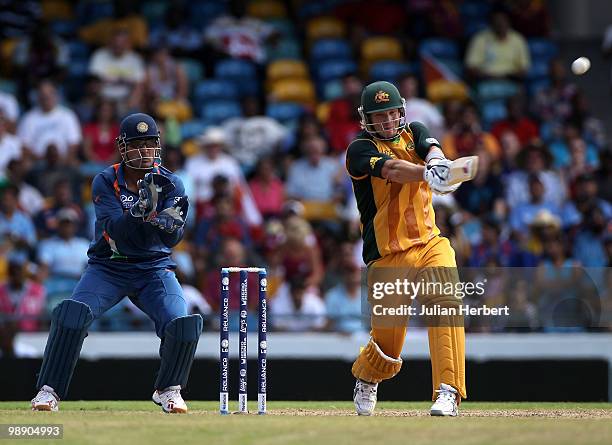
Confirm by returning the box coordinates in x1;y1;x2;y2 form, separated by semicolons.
87;163;186;271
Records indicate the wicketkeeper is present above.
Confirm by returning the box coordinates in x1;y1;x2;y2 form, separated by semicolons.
31;113;202;413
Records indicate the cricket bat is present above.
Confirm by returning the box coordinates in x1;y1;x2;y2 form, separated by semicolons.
446;156;479;186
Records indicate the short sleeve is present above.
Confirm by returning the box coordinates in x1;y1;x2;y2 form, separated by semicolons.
345;138;392;179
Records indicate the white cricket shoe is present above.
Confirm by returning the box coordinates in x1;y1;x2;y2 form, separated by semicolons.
31;385;59;412
430;383;459;416
152;386;188;413
353;379;378;416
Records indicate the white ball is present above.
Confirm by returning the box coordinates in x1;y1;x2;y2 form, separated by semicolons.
571;57;591;75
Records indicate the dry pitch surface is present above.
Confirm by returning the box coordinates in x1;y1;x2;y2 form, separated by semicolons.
1;401;611;445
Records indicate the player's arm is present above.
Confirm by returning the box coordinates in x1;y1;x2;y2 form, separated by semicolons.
91;174;146;240
380;159;425;183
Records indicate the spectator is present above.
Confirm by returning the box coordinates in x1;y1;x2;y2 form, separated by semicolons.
17;80;82;164
505;0;551;37
12;22;68;104
248;157;285;220
0;257;46;344
33;178;85;239
26;145;82;201
325;263;365;333
509;174;561;233
88;27;145;112
203;0;277;64
0;112;22;175
399;74;444;139
567;91;607;148
37;207;90;281
468;215;537;267
563;137;598;183
285;136;342;217
144;45;191;122
572;206;608;267
465;8;530;81
185;127;262;226
548;124;599;171
504;143;566;209
279;215;324;289
3;159;45;217
270;274;326;332
202;238;259;311
82;99;120;165
0;184;37;262
222;111;287;172
491;94;539;146
148;5;203;58
0;90;19;132
194;192;252;263
326;73;363;153
455;148;504;217
564;173;612;227
442;103;501;160
533;58;576;141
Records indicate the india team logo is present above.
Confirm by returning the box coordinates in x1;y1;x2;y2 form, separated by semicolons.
222;277;229;286
260;278;267;288
240;369;247;377
221;339;229;349
260;341;267;350
136;122;149;133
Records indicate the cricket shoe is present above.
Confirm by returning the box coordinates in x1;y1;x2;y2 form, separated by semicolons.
152;386;188;413
430;383;459;417
31;385;59;412
353;379;378;416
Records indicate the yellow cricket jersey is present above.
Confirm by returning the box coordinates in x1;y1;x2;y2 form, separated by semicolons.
346;122;441;264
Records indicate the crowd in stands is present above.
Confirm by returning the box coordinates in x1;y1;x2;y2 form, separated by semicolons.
0;0;610;350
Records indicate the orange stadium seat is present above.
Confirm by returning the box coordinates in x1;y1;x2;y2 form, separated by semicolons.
361;36;404;63
270;78;317;106
306;16;346;41
266;59;309;90
247;0;287;19
426;80;470;104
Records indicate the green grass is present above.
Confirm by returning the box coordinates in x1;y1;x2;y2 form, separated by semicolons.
1;401;611;445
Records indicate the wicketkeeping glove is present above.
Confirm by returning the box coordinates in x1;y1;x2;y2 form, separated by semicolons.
130;173;176;220
423;158;461;195
149;196;189;233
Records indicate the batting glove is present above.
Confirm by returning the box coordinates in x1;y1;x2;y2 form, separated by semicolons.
424;158;461;195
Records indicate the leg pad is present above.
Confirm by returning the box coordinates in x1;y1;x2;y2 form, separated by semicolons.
36;300;94;399
155;314;203;390
352;338;402;384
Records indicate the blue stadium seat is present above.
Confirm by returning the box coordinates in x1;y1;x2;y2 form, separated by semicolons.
310;39;352;62
481;100;507;128
68;60;89;78
181;120;208;140
76;1;114;25
460;1;491;20
200;100;243;122
266;102;305;122
419;38;459;59
214;59;258;81
477;80;520;102
68;41;90;60
194;80;239;102
50;20;77;37
315;59;357;83
267;19;296;38
188;1;227;27
527;78;550;98
369;61;415;82
298;2;330;19
181;59;204;84
527;59;550;81
322;79;343;100
464;20;487;37
268;39;302;60
528;38;559;61
0;79;17;95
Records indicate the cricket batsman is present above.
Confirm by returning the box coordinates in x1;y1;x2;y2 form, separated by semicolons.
346;81;475;416
31;113;202;413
